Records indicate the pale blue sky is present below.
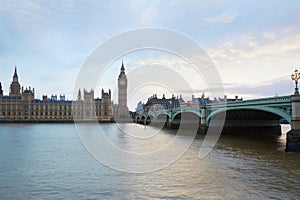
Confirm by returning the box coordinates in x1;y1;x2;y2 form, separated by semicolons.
0;0;300;109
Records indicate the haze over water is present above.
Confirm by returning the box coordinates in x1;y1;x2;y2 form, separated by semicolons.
0;124;299;199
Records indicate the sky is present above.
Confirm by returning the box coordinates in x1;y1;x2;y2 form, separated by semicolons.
0;0;300;110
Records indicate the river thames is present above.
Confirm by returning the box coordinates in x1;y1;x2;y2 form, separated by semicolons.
0;123;299;199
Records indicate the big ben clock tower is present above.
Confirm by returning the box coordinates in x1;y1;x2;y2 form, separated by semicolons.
118;61;128;118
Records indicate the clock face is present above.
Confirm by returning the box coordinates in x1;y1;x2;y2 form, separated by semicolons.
120;80;125;85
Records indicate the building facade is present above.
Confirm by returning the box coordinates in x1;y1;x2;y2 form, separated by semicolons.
0;67;113;121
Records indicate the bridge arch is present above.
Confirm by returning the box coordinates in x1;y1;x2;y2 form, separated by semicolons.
171;111;202;126
151;113;169;127
156;113;170;121
140;114;152;125
207;106;291;125
172;110;201;121
155;111;171;119
148;113;155;120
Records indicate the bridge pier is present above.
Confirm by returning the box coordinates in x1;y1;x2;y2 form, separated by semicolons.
286;95;300;152
198;104;207;135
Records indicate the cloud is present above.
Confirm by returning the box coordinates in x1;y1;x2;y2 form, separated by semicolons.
224;77;294;99
209;30;300;68
204;11;238;23
263;32;276;40
209;27;300;62
206;26;300;97
1;1;52;25
129;0;160;24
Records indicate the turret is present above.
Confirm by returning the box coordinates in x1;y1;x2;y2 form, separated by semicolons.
77;89;82;101
21;86;35;102
83;88;94;102
60;94;65;101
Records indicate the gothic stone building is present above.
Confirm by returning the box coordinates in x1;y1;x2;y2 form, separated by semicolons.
0;67;113;121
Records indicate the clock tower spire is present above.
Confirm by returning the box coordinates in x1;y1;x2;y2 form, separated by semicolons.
9;66;21;97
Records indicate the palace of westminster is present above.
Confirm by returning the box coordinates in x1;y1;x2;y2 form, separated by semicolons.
0;63;129;121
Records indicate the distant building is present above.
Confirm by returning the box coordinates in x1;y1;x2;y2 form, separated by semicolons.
188;94;243;106
144;94;181;112
210;95;243;103
190;94;211;106
0;67;113;121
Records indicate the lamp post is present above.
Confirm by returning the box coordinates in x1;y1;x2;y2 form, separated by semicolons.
286;69;300;152
169;100;173;128
291;69;300;95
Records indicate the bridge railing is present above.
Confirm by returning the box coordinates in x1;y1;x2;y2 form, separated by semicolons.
207;95;291;108
146;95;291;114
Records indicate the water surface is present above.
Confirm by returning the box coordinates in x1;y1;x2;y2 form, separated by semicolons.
0;124;299;199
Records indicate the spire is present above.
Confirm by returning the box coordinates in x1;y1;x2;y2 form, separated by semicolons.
13;66;19;82
121;60;125;72
0;82;3;96
119;60;126;78
13;66;18;79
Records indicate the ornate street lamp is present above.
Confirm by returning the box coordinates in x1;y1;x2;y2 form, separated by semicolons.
291;69;300;94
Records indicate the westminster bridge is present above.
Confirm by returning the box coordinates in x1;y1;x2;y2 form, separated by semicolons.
137;95;300;152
